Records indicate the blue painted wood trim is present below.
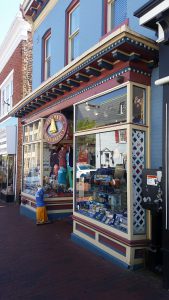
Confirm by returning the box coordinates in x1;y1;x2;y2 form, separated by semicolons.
20;205;72;221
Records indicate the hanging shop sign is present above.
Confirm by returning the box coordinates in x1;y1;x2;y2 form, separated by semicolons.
44;113;68;144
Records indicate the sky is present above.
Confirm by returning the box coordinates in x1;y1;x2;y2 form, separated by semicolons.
0;0;23;47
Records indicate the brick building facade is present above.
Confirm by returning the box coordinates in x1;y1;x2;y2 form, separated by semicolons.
0;11;32;201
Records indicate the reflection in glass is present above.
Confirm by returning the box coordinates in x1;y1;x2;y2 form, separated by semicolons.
70;5;79;35
133;86;145;124
0;155;15;195
75;130;128;233
71;33;79;61
22;143;41;195
75;87;127;131
24;120;41;143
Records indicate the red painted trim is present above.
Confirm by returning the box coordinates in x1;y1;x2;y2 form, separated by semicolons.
21;199;72;211
100;18;129;41
73;215;148;247
99;235;126;255
46;200;73;204
76;223;95;238
21;63;130;123
46;204;73;210
129;72;151;85
42;28;51;82
65;0;80;66
21;195;73;206
66;0;79;14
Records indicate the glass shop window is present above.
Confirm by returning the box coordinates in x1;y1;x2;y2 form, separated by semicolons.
75;130;128;233
0;155;7;191
22;143;41;195
0;155;15;195
75;87;127;131
43;142;73;198
133;86;146;125
23;120;41;143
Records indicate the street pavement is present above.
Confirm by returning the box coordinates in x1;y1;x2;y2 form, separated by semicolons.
0;202;169;300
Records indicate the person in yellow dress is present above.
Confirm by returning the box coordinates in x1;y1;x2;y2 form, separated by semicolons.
35;185;50;225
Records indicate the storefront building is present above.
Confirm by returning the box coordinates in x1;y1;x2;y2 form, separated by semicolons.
0;12;32;202
135;0;169;288
11;0;161;268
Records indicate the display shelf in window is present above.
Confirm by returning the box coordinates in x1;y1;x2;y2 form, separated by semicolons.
75;130;128;233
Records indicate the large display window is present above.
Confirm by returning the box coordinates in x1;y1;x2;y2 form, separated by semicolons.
74;83;149;235
75;130;127;233
43;142;73;197
22;118;73;198
22;143;41;195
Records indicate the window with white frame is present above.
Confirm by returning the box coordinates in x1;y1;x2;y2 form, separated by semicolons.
0;71;13;117
107;0;116;32
68;3;80;62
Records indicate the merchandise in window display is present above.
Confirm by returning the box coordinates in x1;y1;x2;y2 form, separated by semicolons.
43;143;73;197
75;164;127;232
75;131;127;233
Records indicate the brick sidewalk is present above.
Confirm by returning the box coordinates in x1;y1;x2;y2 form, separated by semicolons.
0;202;168;300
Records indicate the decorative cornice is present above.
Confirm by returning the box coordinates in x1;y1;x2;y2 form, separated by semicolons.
0;12;31;73
17;66;151;120
22;0;59;31
9;27;158;117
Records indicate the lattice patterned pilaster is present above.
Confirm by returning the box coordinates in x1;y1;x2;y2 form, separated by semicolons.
132;129;145;234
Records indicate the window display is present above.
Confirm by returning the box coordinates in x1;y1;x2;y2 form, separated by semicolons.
23;120;42;195
22;143;41;195
43;142;73;197
22;117;73;198
75;130;127;233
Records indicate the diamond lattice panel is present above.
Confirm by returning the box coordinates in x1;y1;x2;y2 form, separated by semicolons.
132;129;145;234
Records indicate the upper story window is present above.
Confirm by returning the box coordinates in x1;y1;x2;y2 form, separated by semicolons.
107;0;116;32
66;1;80;64
0;70;13;117
42;29;51;81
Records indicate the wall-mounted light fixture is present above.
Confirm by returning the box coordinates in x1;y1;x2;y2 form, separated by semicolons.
116;75;124;84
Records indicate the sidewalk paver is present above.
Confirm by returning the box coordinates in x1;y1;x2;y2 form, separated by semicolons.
0;202;168;300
